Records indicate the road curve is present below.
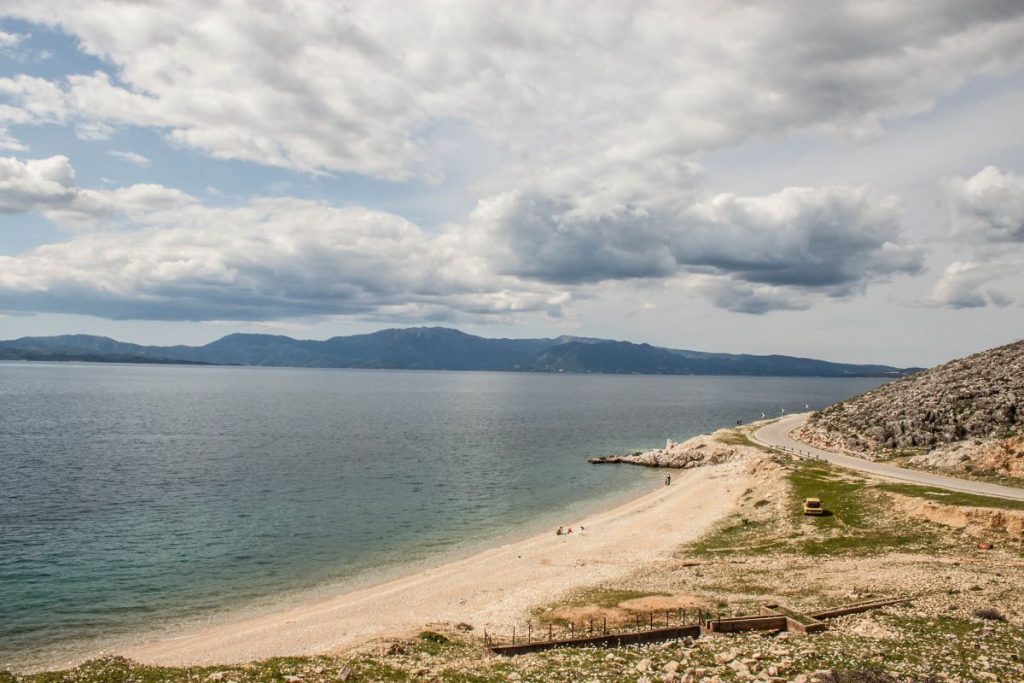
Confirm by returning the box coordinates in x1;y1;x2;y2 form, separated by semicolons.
753;413;1024;501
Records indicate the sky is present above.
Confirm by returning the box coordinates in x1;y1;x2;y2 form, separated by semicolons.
0;1;1023;368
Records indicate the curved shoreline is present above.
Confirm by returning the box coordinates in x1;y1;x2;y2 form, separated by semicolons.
85;461;748;667
13;467;663;673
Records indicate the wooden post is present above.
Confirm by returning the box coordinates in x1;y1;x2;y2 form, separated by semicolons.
528;622;532;644
649;612;653;630
570;622;574;639
589;617;593;635
603;616;607;634
512;626;516;645
549;624;553;641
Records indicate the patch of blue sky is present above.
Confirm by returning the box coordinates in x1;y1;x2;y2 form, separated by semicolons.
0;19;492;233
0;18;108;79
0;213;64;255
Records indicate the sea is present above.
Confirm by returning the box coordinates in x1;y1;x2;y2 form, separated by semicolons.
0;362;888;669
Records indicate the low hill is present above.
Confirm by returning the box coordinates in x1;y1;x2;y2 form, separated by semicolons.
798;340;1024;458
0;327;916;377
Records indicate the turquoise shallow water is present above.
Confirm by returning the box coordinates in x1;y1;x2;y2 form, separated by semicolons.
0;362;886;668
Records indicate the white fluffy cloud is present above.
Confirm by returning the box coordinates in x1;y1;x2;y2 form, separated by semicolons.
932;260;1016;309
947;166;1024;242
928;166;1024;309
0;154;195;225
0;152;926;318
0;155;77;212
1;1;1022;177
2;3;1022;324
0;176;568;321
0;75;68;149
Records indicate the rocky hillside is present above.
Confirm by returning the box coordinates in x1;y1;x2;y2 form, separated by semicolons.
797;340;1024;458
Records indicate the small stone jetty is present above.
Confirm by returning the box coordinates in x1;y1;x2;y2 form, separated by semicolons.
589;429;762;469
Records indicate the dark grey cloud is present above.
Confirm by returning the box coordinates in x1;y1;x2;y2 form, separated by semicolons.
475;184;924;313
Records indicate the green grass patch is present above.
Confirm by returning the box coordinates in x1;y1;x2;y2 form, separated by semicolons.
789;460;869;527
790;461;947;556
9;656;372;683
685;460;950;560
685;515;786;557
714;428;772;452
877;482;1024;510
798;531;928;556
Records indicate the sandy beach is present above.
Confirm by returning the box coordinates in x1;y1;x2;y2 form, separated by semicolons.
114;461;749;667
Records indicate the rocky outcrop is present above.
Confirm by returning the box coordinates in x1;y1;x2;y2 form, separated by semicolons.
589;431;761;469
797;340;1024;459
905;436;1024;480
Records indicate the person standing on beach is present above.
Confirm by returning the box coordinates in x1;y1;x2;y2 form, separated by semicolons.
665;474;671;486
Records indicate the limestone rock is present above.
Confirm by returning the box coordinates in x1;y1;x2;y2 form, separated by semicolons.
797;340;1024;469
589;430;761;469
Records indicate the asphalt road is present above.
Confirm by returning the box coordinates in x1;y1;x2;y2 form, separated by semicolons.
753;413;1024;501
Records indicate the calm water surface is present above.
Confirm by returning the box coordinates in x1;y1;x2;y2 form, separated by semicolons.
0;363;886;668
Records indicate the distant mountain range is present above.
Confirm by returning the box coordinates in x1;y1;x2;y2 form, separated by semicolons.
0;327;919;377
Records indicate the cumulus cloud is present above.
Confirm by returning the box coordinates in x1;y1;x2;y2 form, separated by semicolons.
0;154;566;321
0;152;926;317
0;75;68;150
471;181;924;312
0;154;194;224
1;2;1022;177
0;155;77;212
946;166;1024;242
927;166;1024;309
0;191;568;322
2;3;1019;322
931;260;1016;309
690;277;816;315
